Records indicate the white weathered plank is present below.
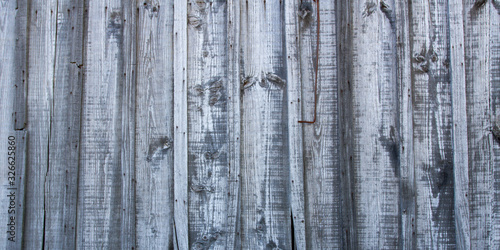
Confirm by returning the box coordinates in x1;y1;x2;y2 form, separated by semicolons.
490;1;500;248
173;0;189;249
24;1;57;248
135;0;175;249
348;0;400;248
186;1;229;249
44;0;84;248
76;0;129;248
410;0;457;248
225;0;242;248
284;0;307;249
240;1;292;249
395;0;416;248
449;0;471;249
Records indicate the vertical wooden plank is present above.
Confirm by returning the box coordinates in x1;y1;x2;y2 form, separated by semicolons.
120;1;137;248
2;132;27;250
0;4;26;248
186;0;229;249
44;0;84;248
135;0;175;249
76;0;131;248
24;0;57;248
173;0;189;249
395;0;416;248
490;1;500;247
284;0;307;249
345;0;400;248
336;0;357;247
290;0;342;248
410;0;457;248
463;1;490;249
225;0;242;248
14;0;28;130
449;0;471;249
240;1;291;249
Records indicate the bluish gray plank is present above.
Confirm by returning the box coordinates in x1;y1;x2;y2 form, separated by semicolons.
240;1;292;249
24;1;57;248
135;0;175;249
44;0;84;248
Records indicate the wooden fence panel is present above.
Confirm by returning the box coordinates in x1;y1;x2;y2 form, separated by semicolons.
0;0;499;249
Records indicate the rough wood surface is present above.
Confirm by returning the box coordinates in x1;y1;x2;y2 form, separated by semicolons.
76;0;131;248
240;1;291;249
44;0;84;248
173;0;189;249
135;0;175;249
225;0;242;248
347;0;400;248
186;1;230;249
410;0;456;248
24;1;57;249
3;0;500;248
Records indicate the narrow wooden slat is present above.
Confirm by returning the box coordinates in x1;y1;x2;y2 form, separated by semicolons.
395;0;416;248
44;0;84;248
347;0;400;248
14;0;28;130
120;1;137;248
448;1;470;249
186;1;229;249
135;0;175;249
225;0;242;248
240;1;291;249
284;0;307;249
173;0;189;249
490;1;500;247
336;0;357;247
0;4;26;248
76;0;129;248
24;1;57;248
410;0;457;248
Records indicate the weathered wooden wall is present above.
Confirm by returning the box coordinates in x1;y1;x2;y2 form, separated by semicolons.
0;0;499;249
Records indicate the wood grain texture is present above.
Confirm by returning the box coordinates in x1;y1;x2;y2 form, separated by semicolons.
449;0;471;249
490;1;500;248
410;0;456;248
296;1;342;249
186;1;229;249
225;0;242;248
24;1;57;249
14;0;28;130
284;0;307;249
240;1;291;249
120;1;137;248
173;0;189;249
395;0;416;248
0;3;23;248
135;0;175;249
44;0;84;248
76;0;131;248
348;0;400;248
464;0;491;249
